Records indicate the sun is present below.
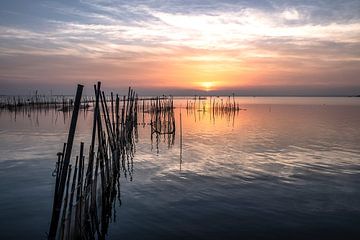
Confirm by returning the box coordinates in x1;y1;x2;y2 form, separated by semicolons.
201;81;214;91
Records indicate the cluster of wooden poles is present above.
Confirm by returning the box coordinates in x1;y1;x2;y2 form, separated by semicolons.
48;82;139;240
149;96;176;153
0;94;91;112
48;82;179;239
186;94;242;114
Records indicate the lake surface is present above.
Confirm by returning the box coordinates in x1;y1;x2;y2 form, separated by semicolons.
0;97;360;239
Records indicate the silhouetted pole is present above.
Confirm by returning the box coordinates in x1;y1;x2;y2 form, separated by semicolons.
48;84;84;240
180;109;183;171
87;82;101;183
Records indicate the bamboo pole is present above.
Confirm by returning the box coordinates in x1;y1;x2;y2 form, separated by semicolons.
66;156;79;238
180;110;183;170
48;84;83;240
60;165;72;240
86;82;101;187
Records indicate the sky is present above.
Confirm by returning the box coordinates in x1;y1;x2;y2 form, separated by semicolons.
0;0;359;95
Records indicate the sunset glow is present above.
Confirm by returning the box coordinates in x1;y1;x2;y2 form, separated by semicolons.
0;0;359;95
200;82;214;92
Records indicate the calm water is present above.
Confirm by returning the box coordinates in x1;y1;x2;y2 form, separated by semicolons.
0;97;360;239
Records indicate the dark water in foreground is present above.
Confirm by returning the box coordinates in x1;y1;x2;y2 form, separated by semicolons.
0;97;360;239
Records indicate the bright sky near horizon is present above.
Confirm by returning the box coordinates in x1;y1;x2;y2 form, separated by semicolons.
0;0;359;95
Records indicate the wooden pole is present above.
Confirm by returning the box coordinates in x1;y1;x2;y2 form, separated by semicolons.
111;92;115;134
67;157;79;238
87;82;101;185
180;110;183;170
48;84;83;240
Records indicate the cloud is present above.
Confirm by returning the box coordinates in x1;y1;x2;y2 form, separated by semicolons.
282;9;300;20
0;0;359;94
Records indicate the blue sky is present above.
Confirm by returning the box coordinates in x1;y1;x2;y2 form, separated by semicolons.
0;0;359;95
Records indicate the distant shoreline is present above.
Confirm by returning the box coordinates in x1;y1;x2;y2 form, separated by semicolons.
1;94;360;98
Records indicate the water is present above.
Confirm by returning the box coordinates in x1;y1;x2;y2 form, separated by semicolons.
0;97;360;239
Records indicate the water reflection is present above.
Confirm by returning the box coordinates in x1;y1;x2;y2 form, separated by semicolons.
149;97;176;154
0;97;360;239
